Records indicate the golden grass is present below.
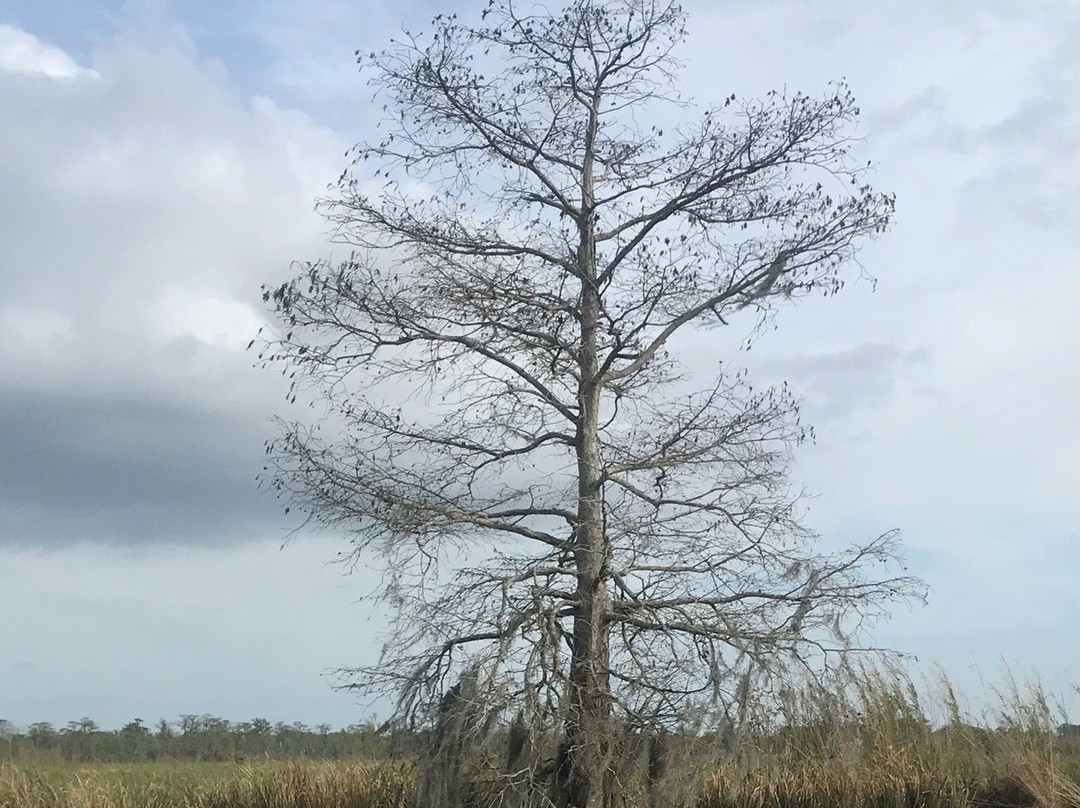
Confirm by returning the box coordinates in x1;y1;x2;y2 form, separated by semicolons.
3;747;1078;808
2;672;1077;808
0;760;414;808
696;669;1080;808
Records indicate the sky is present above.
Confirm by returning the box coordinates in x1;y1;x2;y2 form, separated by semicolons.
1;0;1078;730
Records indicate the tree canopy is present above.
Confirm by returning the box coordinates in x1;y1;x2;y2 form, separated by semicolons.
258;2;923;805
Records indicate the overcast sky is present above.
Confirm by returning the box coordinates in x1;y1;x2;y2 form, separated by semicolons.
2;0;1078;730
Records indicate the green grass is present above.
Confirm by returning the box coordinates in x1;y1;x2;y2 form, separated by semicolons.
0;760;414;808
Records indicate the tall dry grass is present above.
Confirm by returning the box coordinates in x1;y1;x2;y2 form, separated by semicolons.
0;760;413;808
2;670;1076;808
697;668;1080;808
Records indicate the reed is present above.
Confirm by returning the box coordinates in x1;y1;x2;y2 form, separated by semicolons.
697;668;1079;808
2;670;1076;808
0;760;413;808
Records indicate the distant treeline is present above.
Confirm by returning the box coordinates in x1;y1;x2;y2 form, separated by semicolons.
0;715;416;763
4;711;1080;767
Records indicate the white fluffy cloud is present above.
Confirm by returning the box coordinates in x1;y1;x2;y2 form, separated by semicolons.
0;24;100;79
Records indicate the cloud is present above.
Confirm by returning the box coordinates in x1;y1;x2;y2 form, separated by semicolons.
0;24;100;79
867;87;947;136
0;26;345;547
752;344;932;424
2;0;1080;727
0;387;281;546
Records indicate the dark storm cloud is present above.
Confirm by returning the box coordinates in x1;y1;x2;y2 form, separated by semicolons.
0;24;347;549
0;387;283;547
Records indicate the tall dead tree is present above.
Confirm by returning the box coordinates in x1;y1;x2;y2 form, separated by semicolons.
258;2;924;806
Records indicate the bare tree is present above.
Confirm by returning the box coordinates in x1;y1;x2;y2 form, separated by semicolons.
257;1;923;806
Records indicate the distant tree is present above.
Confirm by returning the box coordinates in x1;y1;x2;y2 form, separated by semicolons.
259;1;923;805
65;717;98;734
59;717;102;762
155;718;174;740
0;720;14;761
0;715;409;764
118;718;152;761
122;718;149;735
27;722;57;749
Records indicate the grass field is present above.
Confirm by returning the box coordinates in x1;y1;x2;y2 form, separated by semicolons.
5;739;1079;808
0;760;414;808
3;746;1079;808
4;673;1078;808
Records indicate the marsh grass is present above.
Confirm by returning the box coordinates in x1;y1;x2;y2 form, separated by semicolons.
0;760;413;808
3;671;1076;808
697;669;1080;808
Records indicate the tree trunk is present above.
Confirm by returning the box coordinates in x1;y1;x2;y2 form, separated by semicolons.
563;97;614;808
565;379;613;808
